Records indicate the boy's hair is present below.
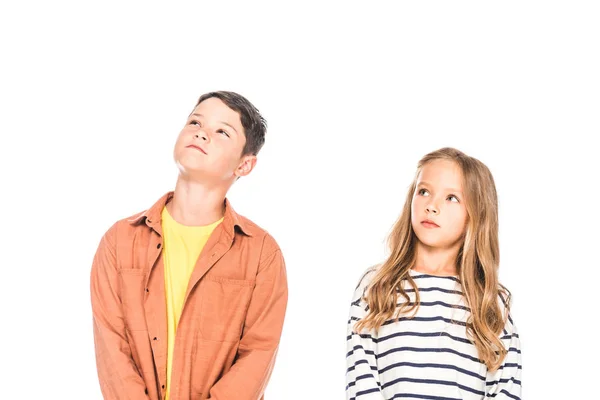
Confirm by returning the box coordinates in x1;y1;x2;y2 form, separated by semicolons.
194;91;267;156
354;147;510;372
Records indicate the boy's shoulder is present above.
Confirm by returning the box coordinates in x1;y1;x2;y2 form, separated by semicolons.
232;212;280;251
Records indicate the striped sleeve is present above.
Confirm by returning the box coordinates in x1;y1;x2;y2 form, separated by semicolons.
346;270;385;400
485;297;522;399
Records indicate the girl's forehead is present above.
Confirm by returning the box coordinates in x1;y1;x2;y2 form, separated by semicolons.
417;160;464;189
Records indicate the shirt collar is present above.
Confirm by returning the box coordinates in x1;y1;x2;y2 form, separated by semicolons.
127;191;254;237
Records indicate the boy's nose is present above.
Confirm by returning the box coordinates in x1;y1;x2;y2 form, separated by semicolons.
194;133;209;142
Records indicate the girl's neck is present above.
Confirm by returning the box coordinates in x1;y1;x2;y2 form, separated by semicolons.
413;242;460;276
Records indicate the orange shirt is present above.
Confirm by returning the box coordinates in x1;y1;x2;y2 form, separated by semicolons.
91;192;288;400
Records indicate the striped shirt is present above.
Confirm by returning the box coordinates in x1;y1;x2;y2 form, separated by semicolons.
346;268;522;400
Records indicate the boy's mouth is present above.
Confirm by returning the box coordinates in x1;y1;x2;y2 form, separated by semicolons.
186;144;207;155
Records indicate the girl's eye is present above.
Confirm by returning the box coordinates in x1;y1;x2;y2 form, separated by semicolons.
190;120;200;126
447;195;459;203
418;189;429;196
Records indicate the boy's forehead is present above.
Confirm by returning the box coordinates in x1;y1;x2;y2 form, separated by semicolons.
193;97;239;120
190;97;245;137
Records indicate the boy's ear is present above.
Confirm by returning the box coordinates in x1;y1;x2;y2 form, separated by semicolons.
235;155;257;178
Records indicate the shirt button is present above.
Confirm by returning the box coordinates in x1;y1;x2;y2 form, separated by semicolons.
153;337;158;341
162;385;165;389
145;288;149;293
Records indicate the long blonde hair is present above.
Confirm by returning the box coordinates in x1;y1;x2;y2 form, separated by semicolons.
354;147;510;371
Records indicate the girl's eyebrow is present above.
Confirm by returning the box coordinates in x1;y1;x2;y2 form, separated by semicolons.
417;181;463;194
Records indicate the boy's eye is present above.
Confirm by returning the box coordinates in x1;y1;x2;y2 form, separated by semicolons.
418;189;429;196
217;129;230;138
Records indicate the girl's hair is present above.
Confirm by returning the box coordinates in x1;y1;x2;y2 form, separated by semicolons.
354;147;510;371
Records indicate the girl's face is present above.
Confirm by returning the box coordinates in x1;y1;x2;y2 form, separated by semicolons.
411;159;468;251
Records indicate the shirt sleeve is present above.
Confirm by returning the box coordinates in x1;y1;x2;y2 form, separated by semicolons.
485;295;523;399
90;224;151;400
346;269;386;400
207;235;288;400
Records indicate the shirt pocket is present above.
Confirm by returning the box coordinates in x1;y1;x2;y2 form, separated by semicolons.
119;269;148;331
199;276;255;342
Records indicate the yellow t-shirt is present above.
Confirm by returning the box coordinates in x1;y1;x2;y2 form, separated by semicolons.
161;207;222;400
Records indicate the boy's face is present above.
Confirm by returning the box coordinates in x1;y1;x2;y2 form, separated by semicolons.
173;97;256;184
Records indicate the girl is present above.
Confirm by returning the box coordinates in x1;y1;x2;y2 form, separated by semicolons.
346;148;521;400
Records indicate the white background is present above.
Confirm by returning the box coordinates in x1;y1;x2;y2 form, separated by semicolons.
1;1;599;399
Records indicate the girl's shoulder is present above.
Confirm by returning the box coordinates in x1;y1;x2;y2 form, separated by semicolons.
354;264;382;292
497;284;514;312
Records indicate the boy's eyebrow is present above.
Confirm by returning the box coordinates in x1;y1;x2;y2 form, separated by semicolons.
190;113;239;135
418;181;463;194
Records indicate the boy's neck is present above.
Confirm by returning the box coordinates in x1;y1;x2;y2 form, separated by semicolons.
166;176;229;226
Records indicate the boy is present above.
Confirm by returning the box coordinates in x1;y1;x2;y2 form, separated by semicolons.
91;91;288;400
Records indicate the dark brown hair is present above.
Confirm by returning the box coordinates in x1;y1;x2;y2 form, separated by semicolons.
194;91;267;156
